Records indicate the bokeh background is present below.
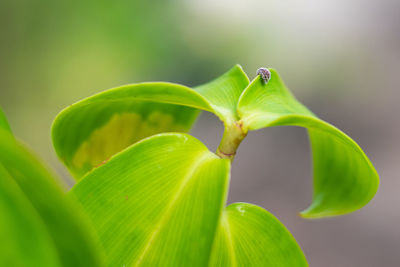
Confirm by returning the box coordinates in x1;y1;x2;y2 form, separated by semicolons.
1;0;399;266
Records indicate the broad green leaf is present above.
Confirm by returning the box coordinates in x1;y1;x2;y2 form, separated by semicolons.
70;133;230;266
52;65;249;178
53;100;200;178
0;107;12;134
0;164;61;267
70;133;307;266
209;203;307;267
237;70;379;218
0;129;104;266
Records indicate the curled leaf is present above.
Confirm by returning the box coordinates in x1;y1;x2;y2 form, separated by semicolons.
237;70;379;218
52;65;249;178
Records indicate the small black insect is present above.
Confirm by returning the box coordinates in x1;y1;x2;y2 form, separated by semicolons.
256;68;271;83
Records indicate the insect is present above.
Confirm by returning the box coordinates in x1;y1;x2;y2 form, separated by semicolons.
256;67;271;83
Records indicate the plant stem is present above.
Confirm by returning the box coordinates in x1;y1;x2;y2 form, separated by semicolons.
216;120;248;161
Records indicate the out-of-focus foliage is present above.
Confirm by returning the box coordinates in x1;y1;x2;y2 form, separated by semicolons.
0;108;12;134
0;110;104;266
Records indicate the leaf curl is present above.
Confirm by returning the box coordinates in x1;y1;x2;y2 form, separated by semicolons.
237;70;379;218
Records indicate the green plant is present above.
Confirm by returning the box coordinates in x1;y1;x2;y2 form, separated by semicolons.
0;65;379;266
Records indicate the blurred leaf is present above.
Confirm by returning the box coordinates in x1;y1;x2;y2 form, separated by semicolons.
210;203;307;267
0;164;61;267
0;129;104;266
237;70;379;218
52;65;248;178
0;107;12;134
70;133;230;266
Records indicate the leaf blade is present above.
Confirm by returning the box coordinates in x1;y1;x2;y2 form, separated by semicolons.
195;64;249;122
70;133;230;266
209;203;308;267
238;70;379;218
52;97;201;178
52;65;249;179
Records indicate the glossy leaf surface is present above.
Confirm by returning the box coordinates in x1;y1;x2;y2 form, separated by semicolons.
70;133;307;266
0;129;104;266
194;64;249;122
70;133;230;266
238;70;379;218
210;203;307;267
52;65;248;178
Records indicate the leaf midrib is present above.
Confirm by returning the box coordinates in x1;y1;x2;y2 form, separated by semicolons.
133;151;215;267
222;212;237;267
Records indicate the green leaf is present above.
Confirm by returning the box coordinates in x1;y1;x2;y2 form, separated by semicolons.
0;107;12;134
52;99;200;179
0;129;104;266
52;65;249;179
209;203;307;267
0;163;61;267
237;69;379;218
70;133;230;266
70;133;307;266
194;64;249;122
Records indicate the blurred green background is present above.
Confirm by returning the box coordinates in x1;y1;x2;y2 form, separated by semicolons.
1;0;399;266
